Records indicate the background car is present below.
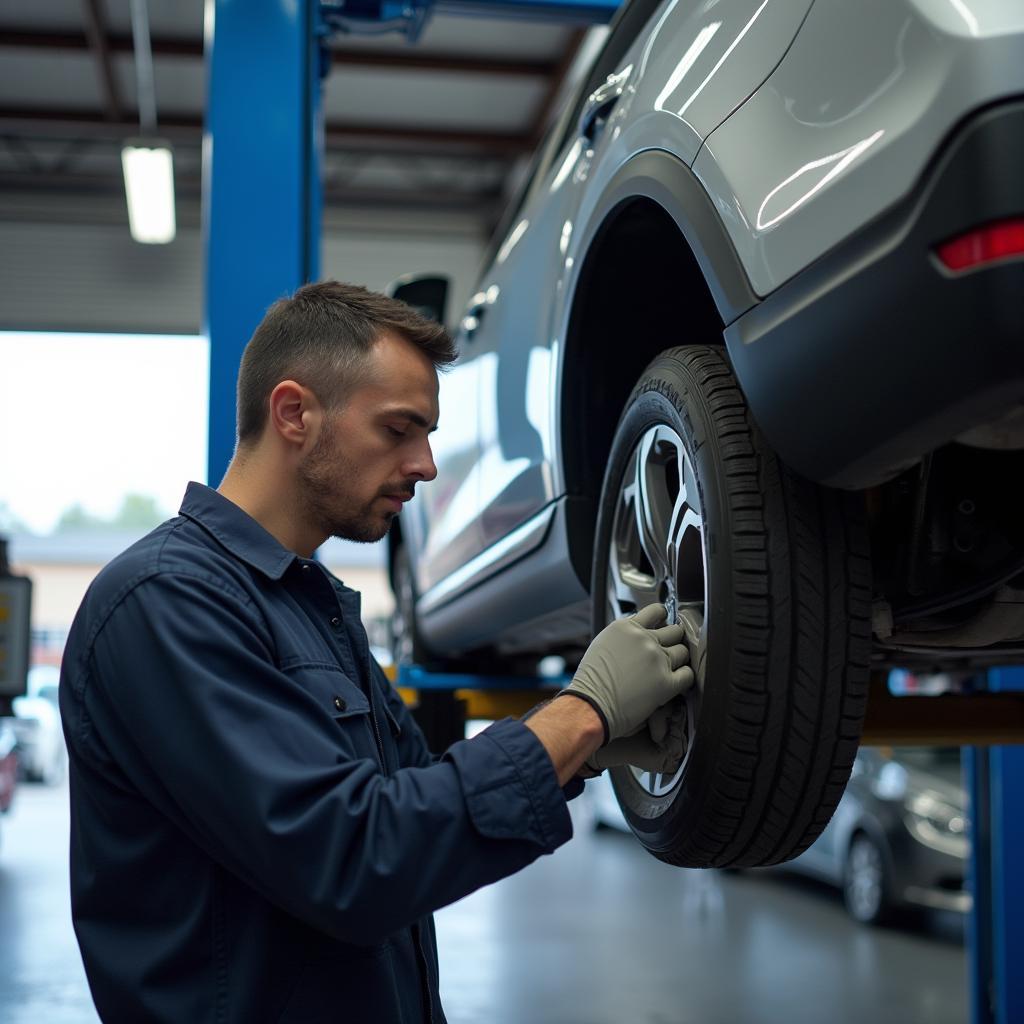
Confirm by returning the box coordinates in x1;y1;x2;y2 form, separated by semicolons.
589;746;971;926
787;746;970;925
389;0;1024;870
4;665;66;786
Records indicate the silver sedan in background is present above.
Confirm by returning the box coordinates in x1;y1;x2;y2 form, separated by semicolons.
589;746;970;926
782;746;970;925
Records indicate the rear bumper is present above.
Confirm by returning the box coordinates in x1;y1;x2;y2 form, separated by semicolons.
725;100;1024;489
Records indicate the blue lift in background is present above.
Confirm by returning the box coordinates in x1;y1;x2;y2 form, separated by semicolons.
967;668;1024;1024
202;4;1023;1023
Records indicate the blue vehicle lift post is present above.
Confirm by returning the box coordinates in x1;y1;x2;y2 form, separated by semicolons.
966;668;1024;1024
204;4;1024;1023
204;0;323;487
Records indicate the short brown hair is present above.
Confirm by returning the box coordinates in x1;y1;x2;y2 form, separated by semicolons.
236;280;456;446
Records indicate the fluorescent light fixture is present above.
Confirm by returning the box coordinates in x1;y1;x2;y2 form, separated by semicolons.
121;141;176;244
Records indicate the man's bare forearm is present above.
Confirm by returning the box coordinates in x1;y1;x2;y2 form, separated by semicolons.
523;695;604;786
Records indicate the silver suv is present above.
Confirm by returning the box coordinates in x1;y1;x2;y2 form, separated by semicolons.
388;0;1024;870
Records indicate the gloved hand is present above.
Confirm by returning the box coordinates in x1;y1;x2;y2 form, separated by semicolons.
561;603;694;744
584;698;687;775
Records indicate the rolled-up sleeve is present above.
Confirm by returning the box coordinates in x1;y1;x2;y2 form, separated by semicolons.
84;571;574;947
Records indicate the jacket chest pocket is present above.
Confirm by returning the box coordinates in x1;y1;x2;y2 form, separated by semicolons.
283;664;382;766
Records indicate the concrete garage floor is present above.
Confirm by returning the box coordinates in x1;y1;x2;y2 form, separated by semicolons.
0;780;96;1023
436;797;967;1024
0;782;966;1024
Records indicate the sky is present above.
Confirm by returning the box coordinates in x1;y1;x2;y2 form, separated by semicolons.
0;331;209;535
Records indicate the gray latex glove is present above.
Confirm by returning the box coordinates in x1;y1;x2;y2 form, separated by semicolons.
584;698;687;775
561;603;694;743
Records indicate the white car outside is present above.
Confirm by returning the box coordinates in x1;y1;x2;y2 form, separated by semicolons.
6;665;66;786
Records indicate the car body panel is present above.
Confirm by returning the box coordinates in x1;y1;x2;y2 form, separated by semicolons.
722;98;1024;492
418;497;590;653
693;0;1024;296
561;0;817;320
616;0;816;166
396;0;1024;662
401;354;483;595
421;0;814;592
467;151;575;554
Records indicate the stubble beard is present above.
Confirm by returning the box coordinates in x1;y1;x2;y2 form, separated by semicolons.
298;422;393;544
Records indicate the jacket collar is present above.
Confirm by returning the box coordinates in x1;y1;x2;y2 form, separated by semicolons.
178;481;298;581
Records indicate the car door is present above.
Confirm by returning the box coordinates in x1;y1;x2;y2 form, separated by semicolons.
469;0;668;552
465;140;577;549
402;340;483;596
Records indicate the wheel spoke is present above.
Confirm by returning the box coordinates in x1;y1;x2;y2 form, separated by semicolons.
667;440;703;585
634;431;672;580
608;447;659;618
607;553;659;618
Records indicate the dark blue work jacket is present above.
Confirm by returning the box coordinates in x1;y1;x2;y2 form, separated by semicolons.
60;482;577;1023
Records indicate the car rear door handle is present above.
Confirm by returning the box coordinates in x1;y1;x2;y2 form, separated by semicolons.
580;94;619;143
579;66;631;144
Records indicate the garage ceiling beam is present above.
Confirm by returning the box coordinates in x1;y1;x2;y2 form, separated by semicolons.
324;122;532;155
80;1;123;122
326;46;556;77
0;106;534;156
0;27;559;78
0;170;501;211
0;27;202;58
862;676;1024;746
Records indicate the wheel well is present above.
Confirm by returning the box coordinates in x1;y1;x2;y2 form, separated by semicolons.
561;197;725;590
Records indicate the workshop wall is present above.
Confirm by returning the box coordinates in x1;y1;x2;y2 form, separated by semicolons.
0;198;486;335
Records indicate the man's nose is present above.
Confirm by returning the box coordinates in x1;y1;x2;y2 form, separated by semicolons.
407;439;438;483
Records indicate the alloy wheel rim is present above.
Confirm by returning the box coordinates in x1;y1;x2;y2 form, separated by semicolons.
606;423;707;797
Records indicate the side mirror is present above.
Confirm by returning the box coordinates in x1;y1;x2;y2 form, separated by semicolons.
388;274;450;326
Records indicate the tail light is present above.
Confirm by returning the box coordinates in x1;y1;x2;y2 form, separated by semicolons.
935;217;1024;272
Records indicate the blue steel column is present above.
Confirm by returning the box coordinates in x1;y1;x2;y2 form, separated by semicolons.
203;0;323;484
967;666;1024;1024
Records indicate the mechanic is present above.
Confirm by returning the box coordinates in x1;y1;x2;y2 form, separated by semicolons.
59;280;693;1024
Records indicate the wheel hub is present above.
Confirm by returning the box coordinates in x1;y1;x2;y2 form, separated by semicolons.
659;579;677;625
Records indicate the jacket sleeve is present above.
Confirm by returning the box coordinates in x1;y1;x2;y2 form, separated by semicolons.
84;571;574;946
369;649;586;800
370;658;435;770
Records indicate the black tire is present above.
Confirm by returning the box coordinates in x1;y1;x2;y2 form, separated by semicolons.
390;543;469;670
592;346;871;868
389;541;468;752
843;833;894;925
389;543;419;667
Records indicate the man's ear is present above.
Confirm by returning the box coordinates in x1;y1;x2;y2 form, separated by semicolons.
268;380;320;450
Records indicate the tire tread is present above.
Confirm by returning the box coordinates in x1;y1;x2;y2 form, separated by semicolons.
603;345;871;868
